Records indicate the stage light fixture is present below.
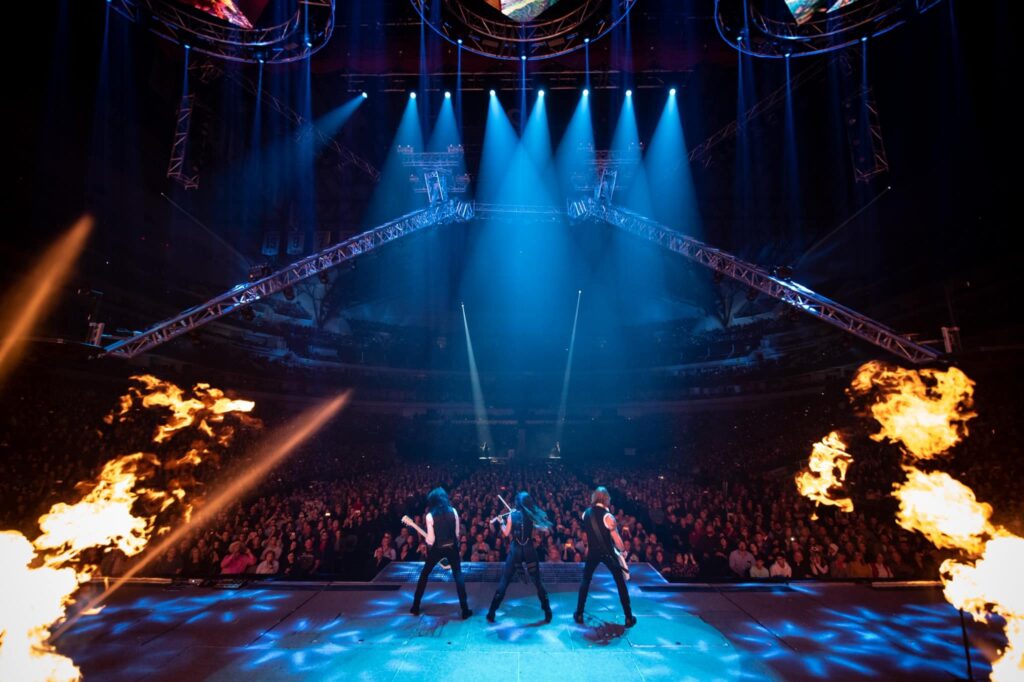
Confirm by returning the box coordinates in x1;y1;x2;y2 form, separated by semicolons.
670;88;677;95
584;37;590;44
490;89;496;96
445;91;452;99
457;38;463;44
410;91;417;99
625;89;632;97
361;91;368;99
538;90;545;97
583;89;589;96
521;55;526;61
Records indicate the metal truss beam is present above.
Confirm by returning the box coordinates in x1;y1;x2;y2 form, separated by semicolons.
166;94;199;190
214;66;380;182
576;199;941;364
688;58;829;167
109;0;334;64
103;201;472;358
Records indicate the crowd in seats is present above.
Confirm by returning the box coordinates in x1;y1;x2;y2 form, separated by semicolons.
2;358;1021;584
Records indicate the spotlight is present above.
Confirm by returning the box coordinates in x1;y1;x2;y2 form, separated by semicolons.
785;52;792;58
361;91;368;99
625;89;632;97
538;89;545;97
410;91;417;99
457;38;463;45
445;91;451;99
490;89;496;96
584;38;590;44
582;89;589;97
669;88;676;96
520;55;526;61
861;35;868;42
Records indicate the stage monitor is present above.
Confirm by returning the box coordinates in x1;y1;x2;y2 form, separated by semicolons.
483;0;564;23
174;0;254;29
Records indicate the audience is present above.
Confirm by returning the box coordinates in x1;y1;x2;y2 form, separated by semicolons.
1;361;1020;585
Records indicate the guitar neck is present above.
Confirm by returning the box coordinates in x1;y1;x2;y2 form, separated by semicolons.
405;520;428;539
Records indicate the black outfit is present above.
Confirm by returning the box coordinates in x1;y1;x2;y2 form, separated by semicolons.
411;506;470;616
487;510;551;620
575;505;633;622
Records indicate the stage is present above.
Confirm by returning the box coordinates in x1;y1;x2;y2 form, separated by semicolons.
55;563;995;681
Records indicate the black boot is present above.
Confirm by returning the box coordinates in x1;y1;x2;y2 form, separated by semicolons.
541;598;552;623
624;614;637;628
462;608;474;620
572;612;584;624
486;610;496;623
409;604;421;616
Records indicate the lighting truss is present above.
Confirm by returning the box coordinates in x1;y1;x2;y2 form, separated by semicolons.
166;94;199;189
214;64;381;181
107;0;334;64
715;0;946;59
688;58;830;167
575;198;941;364
410;0;636;61
102;200;472;358
400;146;471;196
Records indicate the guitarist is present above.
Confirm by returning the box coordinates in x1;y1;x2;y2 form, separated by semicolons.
408;487;472;619
486;491;553;623
573;486;636;627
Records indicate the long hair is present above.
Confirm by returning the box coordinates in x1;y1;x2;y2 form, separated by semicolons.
515;490;552;530
427;487;450;513
591;486;611;507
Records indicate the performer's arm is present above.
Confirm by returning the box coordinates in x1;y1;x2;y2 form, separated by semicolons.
605;514;625;552
454;507;461;538
424;513;435;546
500;514;512;537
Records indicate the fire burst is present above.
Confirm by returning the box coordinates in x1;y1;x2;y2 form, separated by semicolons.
0;376;258;682
853;361;1022;681
849;360;976;459
795;431;854;514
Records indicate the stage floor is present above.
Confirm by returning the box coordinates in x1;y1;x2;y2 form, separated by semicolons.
57;563;996;681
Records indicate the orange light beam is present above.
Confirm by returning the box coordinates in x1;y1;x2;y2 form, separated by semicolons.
0;216;93;381
52;391;351;640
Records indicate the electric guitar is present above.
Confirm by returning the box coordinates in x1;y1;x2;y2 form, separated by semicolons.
401;515;451;570
614;546;631;582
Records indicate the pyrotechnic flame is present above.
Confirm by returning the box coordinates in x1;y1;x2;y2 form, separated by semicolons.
795;431;854;514
849;361;976;460
942;536;1024;681
0;376;261;682
0;533;81;682
33;453;175;568
106;374;256;443
893;466;994;555
852;361;1020;680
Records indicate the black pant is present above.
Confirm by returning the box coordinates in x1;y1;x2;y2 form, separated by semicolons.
489;543;549;614
412;544;468;612
575;554;632;618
